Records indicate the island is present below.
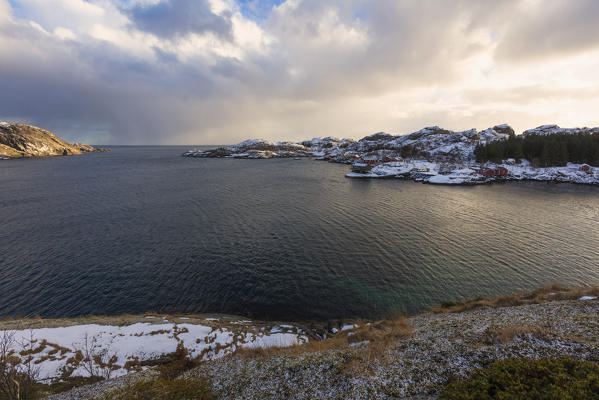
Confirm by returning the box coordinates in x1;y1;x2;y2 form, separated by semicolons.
184;124;599;186
0;121;108;159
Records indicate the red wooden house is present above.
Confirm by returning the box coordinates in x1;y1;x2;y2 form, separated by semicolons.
361;155;379;164
475;167;508;177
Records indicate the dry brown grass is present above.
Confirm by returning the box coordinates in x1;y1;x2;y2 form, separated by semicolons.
433;285;599;314
483;325;551;344
231;316;413;360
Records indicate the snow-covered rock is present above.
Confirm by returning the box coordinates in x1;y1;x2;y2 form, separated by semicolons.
522;125;599;137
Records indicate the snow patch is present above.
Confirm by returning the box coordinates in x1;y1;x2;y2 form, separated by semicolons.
1;321;308;380
341;324;358;331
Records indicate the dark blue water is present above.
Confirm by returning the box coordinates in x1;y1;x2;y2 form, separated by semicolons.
1;146;598;321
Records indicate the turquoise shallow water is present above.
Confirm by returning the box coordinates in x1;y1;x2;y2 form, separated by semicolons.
1;146;598;321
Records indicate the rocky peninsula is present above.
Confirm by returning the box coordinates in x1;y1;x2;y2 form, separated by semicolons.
0;121;107;159
184;124;599;186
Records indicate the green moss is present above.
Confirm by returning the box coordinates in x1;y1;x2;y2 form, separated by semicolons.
440;358;599;400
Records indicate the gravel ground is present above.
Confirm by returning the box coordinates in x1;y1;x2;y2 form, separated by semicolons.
48;299;599;399
46;369;159;400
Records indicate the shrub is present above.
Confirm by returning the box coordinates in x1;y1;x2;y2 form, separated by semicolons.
440;358;599;400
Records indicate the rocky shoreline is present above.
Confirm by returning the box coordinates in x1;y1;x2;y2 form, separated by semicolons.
183;124;599;186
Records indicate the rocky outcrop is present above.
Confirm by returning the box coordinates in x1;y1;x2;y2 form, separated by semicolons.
0;122;106;158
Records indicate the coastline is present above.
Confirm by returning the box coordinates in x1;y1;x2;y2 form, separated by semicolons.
2;286;597;385
342;159;599;186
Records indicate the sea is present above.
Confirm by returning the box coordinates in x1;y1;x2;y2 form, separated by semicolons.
1;146;598;321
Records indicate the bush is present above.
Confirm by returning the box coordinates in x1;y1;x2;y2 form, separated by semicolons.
158;342;200;380
440;358;599;400
100;377;216;400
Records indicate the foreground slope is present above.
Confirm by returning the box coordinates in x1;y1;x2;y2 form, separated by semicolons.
43;287;599;399
186;299;599;399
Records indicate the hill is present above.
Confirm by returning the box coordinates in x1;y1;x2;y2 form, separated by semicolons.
0;122;105;158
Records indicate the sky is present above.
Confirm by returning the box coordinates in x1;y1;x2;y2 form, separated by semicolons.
1;0;599;145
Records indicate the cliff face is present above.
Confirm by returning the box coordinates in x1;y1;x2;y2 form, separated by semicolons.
0;122;100;158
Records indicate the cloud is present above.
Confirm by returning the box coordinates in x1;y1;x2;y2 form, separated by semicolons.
126;0;233;40
0;0;599;144
495;0;599;62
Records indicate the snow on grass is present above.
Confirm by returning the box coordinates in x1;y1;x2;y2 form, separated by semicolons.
579;296;597;301
2;321;308;380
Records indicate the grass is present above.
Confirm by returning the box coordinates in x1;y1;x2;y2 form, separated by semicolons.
440;357;599;399
434;285;599;314
231;316;413;359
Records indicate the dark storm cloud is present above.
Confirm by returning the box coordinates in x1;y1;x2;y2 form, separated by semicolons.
0;14;227;144
126;0;233;39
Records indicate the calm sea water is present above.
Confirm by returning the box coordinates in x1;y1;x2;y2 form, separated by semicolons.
1;146;598;321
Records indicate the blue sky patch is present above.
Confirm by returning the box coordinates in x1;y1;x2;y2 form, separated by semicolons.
237;0;286;22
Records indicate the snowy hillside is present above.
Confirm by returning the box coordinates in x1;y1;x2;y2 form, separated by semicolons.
184;125;512;161
183;124;599;186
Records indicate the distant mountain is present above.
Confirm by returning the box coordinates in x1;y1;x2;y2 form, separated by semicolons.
0;122;106;159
